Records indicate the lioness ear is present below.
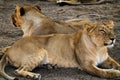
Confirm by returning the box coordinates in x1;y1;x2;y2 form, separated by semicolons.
20;7;25;16
84;23;95;32
15;6;25;16
108;20;114;28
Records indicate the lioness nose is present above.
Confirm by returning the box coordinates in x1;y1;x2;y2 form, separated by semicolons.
110;37;115;41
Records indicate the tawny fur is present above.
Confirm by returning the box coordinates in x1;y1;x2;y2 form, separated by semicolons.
0;20;120;80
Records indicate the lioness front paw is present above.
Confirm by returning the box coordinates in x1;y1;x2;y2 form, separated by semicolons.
33;74;41;80
26;73;41;80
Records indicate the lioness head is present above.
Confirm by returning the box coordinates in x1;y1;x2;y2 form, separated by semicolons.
11;5;41;28
85;20;115;47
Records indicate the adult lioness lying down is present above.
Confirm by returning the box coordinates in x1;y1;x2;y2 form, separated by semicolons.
12;5;90;37
1;20;120;80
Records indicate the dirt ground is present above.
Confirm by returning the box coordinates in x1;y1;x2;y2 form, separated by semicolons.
0;0;120;80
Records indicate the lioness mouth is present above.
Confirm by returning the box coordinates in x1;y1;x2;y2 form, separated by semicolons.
104;39;116;47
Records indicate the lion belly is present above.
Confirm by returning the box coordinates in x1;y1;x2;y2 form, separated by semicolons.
48;55;79;68
45;46;79;68
42;36;79;68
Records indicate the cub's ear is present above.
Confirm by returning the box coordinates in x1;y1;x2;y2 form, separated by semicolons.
20;7;25;16
35;5;41;11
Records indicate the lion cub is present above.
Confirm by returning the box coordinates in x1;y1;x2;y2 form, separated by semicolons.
0;20;120;80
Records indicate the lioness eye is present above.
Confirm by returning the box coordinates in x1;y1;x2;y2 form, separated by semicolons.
100;30;106;34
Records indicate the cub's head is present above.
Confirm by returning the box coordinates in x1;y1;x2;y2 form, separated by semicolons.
85;20;115;48
11;5;41;28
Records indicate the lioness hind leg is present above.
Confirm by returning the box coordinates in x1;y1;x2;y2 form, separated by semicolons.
14;48;48;80
15;67;41;80
101;56;120;70
82;63;120;78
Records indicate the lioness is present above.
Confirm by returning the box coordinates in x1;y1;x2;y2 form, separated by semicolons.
0;20;120;80
11;5;91;37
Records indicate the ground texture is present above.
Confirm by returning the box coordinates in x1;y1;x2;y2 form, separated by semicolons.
0;0;120;80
